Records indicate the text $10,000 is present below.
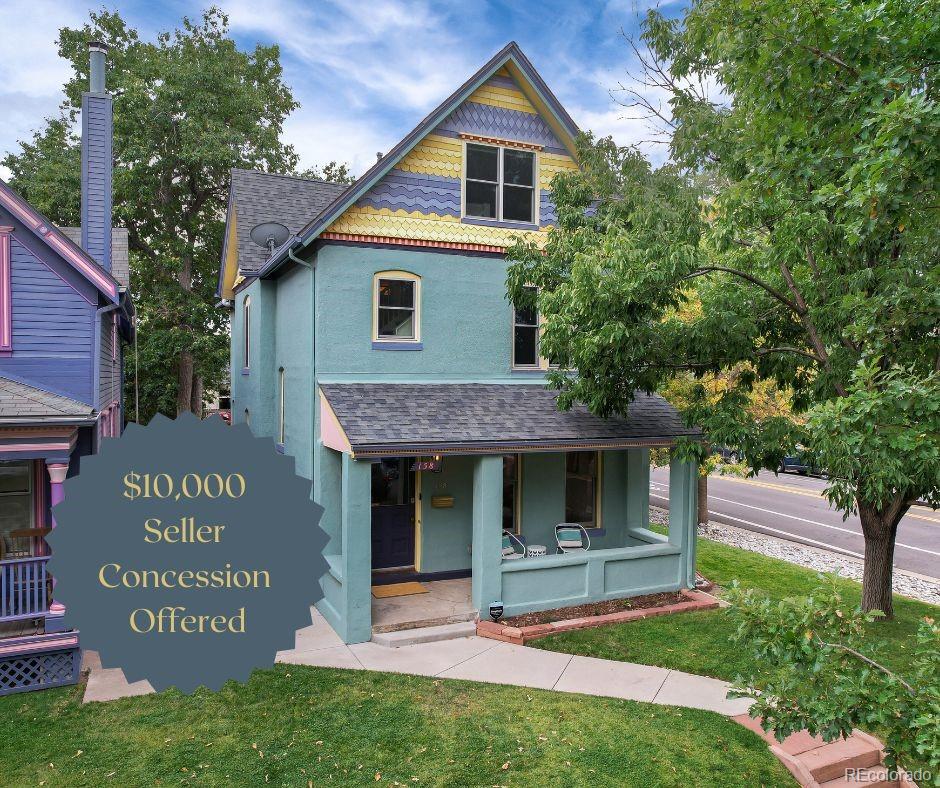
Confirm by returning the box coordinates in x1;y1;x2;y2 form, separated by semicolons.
122;472;246;501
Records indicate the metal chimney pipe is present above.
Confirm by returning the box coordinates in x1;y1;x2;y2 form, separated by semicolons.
88;41;108;93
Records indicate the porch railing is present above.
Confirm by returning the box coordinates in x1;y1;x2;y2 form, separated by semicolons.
0;556;51;623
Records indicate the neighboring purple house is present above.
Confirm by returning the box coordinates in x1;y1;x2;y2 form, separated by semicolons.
0;43;134;694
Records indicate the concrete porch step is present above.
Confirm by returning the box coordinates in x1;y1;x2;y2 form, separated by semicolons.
820;768;900;788
802;737;882;783
371;620;478;647
370;609;477;635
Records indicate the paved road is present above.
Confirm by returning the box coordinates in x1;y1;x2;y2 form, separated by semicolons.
649;467;940;580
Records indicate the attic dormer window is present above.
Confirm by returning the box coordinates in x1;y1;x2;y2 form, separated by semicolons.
464;143;535;224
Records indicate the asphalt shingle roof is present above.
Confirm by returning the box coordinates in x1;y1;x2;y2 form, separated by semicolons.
320;383;700;454
230;169;349;275
0;376;95;422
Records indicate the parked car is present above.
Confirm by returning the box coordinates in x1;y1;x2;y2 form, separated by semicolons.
777;450;826;477
713;446;740;463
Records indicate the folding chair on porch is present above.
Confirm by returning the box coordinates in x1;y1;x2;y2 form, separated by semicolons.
555;523;591;554
501;529;526;560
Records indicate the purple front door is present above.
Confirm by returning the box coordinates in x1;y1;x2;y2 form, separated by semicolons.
370;458;415;570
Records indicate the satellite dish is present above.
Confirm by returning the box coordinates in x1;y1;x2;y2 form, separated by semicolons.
249;222;290;254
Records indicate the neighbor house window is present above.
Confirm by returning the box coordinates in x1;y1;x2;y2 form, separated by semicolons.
242;295;251;369
565;451;599;529
512;286;539;367
464;143;536;224
277;367;285;445
373;271;421;342
0;461;33;557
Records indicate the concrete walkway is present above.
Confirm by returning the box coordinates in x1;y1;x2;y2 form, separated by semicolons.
275;608;752;716
82;607;751;716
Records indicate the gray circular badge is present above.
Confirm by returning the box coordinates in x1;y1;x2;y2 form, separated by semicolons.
47;413;327;693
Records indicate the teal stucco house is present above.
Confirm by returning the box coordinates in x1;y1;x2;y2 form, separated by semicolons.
218;43;701;644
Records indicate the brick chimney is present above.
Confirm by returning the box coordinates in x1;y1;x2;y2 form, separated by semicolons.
80;41;112;272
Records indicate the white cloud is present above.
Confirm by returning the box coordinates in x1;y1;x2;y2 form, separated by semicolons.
0;0;85;179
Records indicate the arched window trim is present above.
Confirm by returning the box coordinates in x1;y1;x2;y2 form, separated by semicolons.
372;270;421;345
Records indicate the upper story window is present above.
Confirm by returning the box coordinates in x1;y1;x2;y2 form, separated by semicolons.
373;271;421;344
465;143;536;224
512;286;539;367
242;295;251;369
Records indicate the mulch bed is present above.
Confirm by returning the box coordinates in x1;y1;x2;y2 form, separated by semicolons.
500;591;684;627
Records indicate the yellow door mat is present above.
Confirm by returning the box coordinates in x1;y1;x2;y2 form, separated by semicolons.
372;582;429;599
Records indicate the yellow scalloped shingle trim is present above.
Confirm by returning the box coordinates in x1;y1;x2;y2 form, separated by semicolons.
396;134;463;178
468;83;537;114
539;152;579;190
329;206;550;248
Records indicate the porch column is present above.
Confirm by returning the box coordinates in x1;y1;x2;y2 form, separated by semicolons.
471;454;502;614
667;453;698;588
340;452;372;644
625;448;650;537
46;461;69;527
45;461;70;632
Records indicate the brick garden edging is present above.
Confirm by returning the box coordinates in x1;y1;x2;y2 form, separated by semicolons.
476;588;719;645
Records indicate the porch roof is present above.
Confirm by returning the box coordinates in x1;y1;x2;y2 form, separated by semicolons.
0;375;96;425
319;383;700;456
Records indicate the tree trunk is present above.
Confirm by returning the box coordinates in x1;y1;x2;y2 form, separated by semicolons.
857;497;909;619
177;350;194;415
190;373;203;417
697;473;709;525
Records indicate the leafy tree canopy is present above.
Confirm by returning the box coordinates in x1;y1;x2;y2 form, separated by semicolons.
2;7;300;422
507;0;939;616
299;160;356;184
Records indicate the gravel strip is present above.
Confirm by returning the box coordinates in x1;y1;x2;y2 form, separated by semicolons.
649;507;940;606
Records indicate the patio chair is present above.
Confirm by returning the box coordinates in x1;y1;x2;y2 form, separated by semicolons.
501;529;526;561
555;523;591;554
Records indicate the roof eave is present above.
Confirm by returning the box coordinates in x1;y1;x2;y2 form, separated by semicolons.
350;434;702;457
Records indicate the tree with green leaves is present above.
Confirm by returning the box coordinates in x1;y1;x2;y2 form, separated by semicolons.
507;0;939;617
727;578;939;776
3;8;299;422
299;161;356;184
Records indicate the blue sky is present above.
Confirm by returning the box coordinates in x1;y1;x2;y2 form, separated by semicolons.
0;0;684;180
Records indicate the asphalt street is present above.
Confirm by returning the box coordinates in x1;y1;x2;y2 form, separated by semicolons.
649;467;939;580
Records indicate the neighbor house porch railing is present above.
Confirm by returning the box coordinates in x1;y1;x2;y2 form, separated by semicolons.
0;556;51;623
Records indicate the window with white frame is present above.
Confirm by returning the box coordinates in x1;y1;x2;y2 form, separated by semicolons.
242;295;251;369
465;143;536;224
277;367;285;445
374;272;420;342
512;285;539;367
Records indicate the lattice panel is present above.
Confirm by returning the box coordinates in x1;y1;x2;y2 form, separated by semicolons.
0;647;80;696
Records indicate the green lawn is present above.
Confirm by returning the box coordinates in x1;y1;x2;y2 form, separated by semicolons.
0;665;794;787
533;536;938;682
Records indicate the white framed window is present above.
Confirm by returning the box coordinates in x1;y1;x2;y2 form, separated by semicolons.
373;271;421;343
464;142;536;224
242;295;251;369
512;285;539;368
277;367;285;445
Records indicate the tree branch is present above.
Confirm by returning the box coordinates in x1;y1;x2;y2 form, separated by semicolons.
817;640;915;694
684;266;804;314
756;346;822;363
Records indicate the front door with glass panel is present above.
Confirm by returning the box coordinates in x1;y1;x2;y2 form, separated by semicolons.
370;458;416;570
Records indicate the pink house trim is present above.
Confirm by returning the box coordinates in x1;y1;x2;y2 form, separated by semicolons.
0;231;10;352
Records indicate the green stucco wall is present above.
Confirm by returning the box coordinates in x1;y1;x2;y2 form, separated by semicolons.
419;456;474;574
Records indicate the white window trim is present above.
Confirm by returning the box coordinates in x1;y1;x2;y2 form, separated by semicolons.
242;295;251;369
372;271;421;343
461;140;539;226
511;286;556;370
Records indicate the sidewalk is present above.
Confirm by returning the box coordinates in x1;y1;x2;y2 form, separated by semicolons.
83;607;751;716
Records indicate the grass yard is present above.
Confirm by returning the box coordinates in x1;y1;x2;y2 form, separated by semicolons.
533;536;938;682
0;665;794;787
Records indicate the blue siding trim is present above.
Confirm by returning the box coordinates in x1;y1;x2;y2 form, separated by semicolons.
372;341;424;351
438;100;565;151
2;236;95;403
